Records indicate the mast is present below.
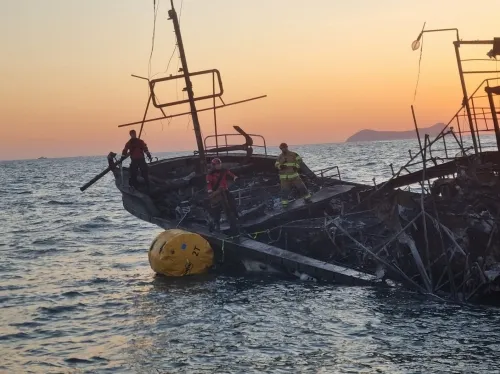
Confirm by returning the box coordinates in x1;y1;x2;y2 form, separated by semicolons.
168;0;206;172
453;40;479;155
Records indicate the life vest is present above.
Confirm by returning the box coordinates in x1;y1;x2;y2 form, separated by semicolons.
206;168;237;191
122;138;149;160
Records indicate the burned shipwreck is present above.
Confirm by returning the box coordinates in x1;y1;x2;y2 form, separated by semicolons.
80;4;500;305
309;28;500;305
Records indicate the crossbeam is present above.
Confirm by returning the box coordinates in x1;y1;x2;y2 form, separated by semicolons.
118;95;267;128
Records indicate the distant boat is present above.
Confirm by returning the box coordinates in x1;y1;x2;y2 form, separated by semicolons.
37;157;48;159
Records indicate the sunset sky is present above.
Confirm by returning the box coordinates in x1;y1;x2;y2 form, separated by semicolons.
1;0;500;160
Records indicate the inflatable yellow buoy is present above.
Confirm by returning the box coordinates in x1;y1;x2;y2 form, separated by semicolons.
148;229;214;276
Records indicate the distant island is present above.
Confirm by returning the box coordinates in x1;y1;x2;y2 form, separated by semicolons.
345;123;446;143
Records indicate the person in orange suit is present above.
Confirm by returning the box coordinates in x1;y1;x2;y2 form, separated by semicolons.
122;129;153;189
206;158;239;233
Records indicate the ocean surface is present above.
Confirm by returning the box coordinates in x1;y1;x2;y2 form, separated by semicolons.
2;138;500;373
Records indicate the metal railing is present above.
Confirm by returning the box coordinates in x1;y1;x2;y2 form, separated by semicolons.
312;166;342;180
203;133;268;155
229;184;279;206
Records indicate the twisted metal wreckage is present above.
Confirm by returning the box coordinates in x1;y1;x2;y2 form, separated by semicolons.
80;3;500;305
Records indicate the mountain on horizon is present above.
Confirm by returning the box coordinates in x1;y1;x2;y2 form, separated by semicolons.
345;123;446;143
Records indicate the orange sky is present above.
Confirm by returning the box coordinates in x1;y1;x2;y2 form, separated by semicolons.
1;0;500;160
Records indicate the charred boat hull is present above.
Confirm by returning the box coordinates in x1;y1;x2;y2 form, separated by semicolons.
112;151;383;285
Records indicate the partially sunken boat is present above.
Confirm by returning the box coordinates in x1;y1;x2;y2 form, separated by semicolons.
80;1;380;287
80;6;500;305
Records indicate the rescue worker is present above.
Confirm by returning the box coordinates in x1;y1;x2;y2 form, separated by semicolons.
275;142;311;207
121;129;153;189
206;158;239;233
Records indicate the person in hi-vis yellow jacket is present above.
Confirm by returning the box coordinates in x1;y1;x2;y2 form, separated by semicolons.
274;143;312;208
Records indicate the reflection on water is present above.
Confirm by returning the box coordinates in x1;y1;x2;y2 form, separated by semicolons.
1;140;500;373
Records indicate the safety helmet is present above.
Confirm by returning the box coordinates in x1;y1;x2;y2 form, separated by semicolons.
279;142;288;149
211;158;222;165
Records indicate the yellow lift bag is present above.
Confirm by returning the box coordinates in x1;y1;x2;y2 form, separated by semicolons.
148;229;214;276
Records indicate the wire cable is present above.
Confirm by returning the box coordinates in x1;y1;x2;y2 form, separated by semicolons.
148;0;160;79
150;0;183;80
413;36;424;103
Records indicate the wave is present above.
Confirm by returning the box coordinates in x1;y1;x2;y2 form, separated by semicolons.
61;291;85;298
8;321;43;328
64;357;94;364
32;238;58;246
38;304;83;315
90;277;110;284
12;190;32;195
73;216;112;232
0;332;31;341
47;200;74;206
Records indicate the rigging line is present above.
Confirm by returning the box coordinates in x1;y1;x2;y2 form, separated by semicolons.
160;115;173;131
176;0;183;75
497;58;499;108
150;45;177;79
413;35;424;103
176;54;179;100
179;0;184;26
148;0;160;80
150;0;183;80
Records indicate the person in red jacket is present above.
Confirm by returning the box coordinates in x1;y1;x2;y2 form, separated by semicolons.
206;158;239;232
122;129;153;189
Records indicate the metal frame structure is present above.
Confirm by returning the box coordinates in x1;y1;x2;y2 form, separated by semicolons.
379;30;500;190
412;28;500;155
149;69;224;108
116;1;267;173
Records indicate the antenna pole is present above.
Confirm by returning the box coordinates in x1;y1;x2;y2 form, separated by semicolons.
412;27;479;154
168;1;206;172
453;40;479;155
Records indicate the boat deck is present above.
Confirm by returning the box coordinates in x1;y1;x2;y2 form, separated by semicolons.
221;184;356;231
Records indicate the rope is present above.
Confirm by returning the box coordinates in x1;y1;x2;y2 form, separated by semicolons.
148;0;160;80
176;208;190;228
267;227;283;244
179;0;184;25
150;0;183;80
497;58;499;108
413;34;424;103
219;224;288;245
